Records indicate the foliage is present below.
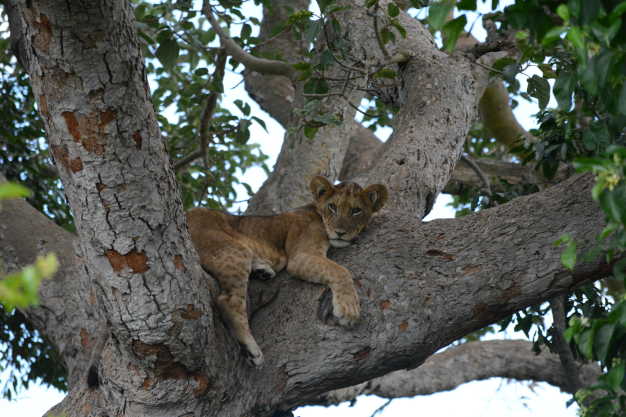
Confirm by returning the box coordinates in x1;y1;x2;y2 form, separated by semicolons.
565;146;626;416
132;0;269;209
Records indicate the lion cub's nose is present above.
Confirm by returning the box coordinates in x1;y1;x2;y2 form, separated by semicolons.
336;230;347;237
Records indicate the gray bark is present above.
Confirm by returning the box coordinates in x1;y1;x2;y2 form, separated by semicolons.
315;340;601;405
0;1;614;417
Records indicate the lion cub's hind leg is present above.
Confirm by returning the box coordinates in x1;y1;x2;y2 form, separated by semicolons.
198;236;264;367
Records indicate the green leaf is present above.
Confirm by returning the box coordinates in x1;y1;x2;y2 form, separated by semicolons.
390;19;407;38
568;0;582;20
618;82;626;115
579;0;601;25
457;0;477;11
380;27;396;44
554;72;576;110
303;77;329;95
428;0;455;31
303;125;318;139
566;26;586;61
561;238;577;270
581;50;613;96
579;328;594;358
554;234;572;246
241;23;252;40
0;182;32;200
590;20;622;46
594;322;615;362
156;36;180;69
442;15;467;52
527;75;551;110
542;26;566;46
373;68;397;78
610;1;626;21
557;4;570;21
304;20;322;44
607;362;625;391
251;116;267;132
599;186;626;224
388;2;400;17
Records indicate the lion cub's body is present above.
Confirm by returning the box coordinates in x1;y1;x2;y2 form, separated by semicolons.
187;177;387;366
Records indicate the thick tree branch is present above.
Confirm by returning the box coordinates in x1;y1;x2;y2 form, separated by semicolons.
479;81;536;149
339;128;563;196
0;175;101;387
226;173;609;415
202;1;296;78
313;340;601;406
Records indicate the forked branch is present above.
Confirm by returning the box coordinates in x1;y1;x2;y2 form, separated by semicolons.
202;1;296;78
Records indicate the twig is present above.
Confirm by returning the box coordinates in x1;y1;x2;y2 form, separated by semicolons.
200;49;227;171
174;149;203;172
322;20;367;74
202;1;295;78
372;3;390;60
369;399;392;417
302;92;345;98
345;99;380;118
472;59;504;74
549;295;584;395
303;91;382;118
460;154;492;197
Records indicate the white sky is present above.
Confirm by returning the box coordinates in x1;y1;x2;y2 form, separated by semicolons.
0;1;573;416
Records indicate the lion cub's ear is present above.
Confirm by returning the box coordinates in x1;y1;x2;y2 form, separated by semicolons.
310;176;334;201
362;184;388;212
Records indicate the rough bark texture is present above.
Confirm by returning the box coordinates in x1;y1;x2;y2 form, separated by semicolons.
315;340;602;405
0;1;614;417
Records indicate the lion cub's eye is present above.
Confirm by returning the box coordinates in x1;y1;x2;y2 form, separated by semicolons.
351;207;363;216
327;203;337;214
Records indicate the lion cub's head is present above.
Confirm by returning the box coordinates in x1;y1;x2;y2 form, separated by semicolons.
310;176;388;248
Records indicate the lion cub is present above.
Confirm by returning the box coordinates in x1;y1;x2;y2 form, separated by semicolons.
187;176;388;366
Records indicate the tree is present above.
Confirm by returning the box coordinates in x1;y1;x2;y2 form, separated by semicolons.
0;0;624;416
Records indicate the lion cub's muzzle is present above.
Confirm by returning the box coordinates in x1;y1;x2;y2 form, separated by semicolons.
327;229;357;248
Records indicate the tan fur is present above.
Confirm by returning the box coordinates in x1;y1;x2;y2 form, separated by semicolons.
186;176;388;366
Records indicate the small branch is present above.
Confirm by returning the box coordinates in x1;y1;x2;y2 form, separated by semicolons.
302;92;381;118
460;154;492;197
370;399;392;417
322;21;368;75
202;1;295;78
472;59;503;74
174;49;227;177
549;296;584;394
372;4;390;60
199;49;227;170
174;149;203;172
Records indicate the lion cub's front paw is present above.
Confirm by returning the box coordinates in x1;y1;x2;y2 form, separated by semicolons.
243;342;264;367
251;259;276;281
332;287;360;327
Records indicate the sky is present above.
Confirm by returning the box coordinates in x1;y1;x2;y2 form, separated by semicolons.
0;1;579;416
